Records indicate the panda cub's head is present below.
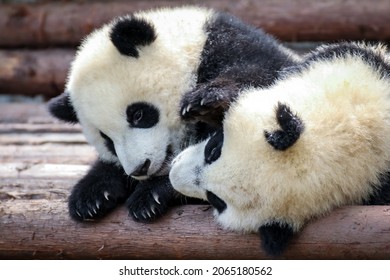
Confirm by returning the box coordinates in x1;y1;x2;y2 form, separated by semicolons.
170;42;390;256
48;7;212;179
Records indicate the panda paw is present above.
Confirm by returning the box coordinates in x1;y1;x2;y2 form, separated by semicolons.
126;176;175;222
68;161;135;222
180;81;238;126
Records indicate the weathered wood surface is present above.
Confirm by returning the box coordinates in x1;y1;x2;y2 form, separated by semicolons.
1;103;390;259
0;49;73;98
1;0;390;48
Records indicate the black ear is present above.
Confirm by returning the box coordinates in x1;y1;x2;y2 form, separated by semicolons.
110;16;156;57
264;102;304;151
258;223;294;257
47;91;78;123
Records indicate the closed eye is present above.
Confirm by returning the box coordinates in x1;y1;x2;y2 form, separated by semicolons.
204;129;223;164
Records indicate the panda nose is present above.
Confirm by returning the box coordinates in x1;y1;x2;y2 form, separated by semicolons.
130;159;151;178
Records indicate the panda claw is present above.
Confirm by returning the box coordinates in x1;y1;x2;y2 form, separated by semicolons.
151;205;156;215
133;212;138;219
152;192;161;205
181;107;187;116
200;98;205;106
186;104;192;113
87;210;93;217
104;191;110;201
96;201;100;209
142;212;147;219
76;210;82;217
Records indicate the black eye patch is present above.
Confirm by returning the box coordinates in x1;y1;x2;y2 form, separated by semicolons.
204;130;224;164
126;102;159;128
99;131;117;156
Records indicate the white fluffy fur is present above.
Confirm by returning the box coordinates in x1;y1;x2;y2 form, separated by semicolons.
170;44;390;233
65;7;212;176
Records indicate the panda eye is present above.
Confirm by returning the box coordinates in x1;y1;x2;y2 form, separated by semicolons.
127;102;159;128
204;130;224;164
133;109;143;124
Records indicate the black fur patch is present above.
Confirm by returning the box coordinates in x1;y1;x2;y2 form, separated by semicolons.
126;102;159;128
206;191;227;213
47;91;78;123
284;42;390;79
110;17;156;57
197;12;296;87
99;131;117;157
264;103;304;151
364;171;390;205
258;223;294;257
182;12;298;127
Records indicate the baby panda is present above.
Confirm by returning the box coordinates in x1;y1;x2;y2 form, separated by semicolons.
48;6;300;223
170;42;390;256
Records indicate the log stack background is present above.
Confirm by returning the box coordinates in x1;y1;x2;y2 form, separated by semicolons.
1;0;390;98
1;0;390;259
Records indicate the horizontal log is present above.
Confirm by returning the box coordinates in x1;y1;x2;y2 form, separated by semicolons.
0;200;389;259
0;145;95;164
0;44;318;97
0;0;390;48
1;103;390;259
0;103;57;124
0;49;73;97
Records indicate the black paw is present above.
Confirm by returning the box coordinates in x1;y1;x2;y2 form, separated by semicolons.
68;160;135;222
180;81;238;126
258;222;295;257
127;176;175;222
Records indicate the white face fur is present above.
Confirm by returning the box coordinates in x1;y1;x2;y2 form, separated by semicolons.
170;48;390;233
66;7;212;178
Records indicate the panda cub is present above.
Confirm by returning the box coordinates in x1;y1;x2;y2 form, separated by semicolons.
170;42;390;256
48;6;300;222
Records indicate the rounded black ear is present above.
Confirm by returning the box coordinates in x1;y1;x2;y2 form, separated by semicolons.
264;102;304;151
110;16;156;57
47;91;78;123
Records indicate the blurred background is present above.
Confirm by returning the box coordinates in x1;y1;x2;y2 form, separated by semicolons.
1;0;389;102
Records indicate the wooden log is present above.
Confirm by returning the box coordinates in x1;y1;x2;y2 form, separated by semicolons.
0;44;315;97
1;103;390;259
0;103;58;124
0;0;390;48
0;49;73;97
0;200;389;259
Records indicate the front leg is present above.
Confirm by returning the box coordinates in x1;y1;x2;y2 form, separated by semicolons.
68;159;137;221
180;78;239;127
127;175;177;222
